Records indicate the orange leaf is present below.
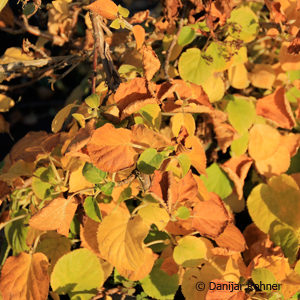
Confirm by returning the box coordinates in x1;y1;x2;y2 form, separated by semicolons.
131;124;172;150
212;114;237;153
87;123;138;173
221;155;253;200
192;196;230;238
132;25;145;49
279;41;300;71
214;223;247;252
256;87;296;129
142;45;160;81
86;0;118;20
0;252;49;300
121;98;157;120
80;217;101;257
149;170;198;212
29;197;78;237
181;135;206;175
158;79;212;108
114;77;153;115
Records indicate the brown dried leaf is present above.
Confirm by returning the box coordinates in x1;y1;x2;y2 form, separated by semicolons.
221;155;253;200
142;45;160;81
131;124;172;150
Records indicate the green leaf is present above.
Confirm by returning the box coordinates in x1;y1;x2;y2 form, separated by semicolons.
110;18;121;29
32;167;56;201
178;48;213;85
286;87;300;103
118;5;129;18
173;236;212;267
23;2;35;16
230;132;249;156
85;94;100;108
251;268;278;291
84;196;102;222
140;258;179;300
287;70;300;81
200;163;233;199
137;148;165;174
138;104;162;131
196;20;210;32
227;6;259;43
287;149;300;174
144;230;169;252
269;222;299;264
177;154;191;178
82;162;106;184
118;187;132;202
205;42;228;72
4;210;29;255
175;206;190;220
72;113;85;128
0;0;8;13
178;26;196;46
100;182;115;196
51;248;104;300
247;174;300;233
226;96;256;134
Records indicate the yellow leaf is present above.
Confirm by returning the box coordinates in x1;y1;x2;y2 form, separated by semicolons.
51;103;76;133
97;210;155;272
138;203;170;230
249;64;275;89
201;74;225;103
228;63;249;89
170;113;195;137
68;161;94;193
0;94;14;112
0;47;33;64
0;252;49;300
181;262;222;300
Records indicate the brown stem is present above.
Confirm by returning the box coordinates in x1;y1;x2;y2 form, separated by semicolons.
90;12;121;92
164;18;184;81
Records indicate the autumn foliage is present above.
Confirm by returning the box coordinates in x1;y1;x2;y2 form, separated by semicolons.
0;0;300;299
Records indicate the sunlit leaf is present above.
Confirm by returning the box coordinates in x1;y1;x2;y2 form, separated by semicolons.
0;252;49;300
51;249;104;300
178;48;213;85
173;236;213;267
